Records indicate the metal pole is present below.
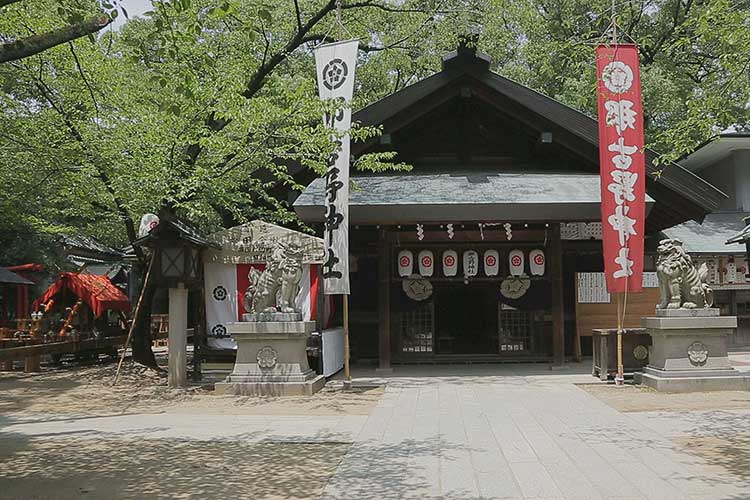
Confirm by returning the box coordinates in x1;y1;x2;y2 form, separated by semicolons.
343;293;351;389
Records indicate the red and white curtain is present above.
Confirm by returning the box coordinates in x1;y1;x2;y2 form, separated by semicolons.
204;262;329;349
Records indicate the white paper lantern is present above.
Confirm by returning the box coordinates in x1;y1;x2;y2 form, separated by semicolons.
418;250;434;277
463;250;479;277
398;249;413;277
509;249;524;277
484;249;500;276
529;249;545;276
442;249;458;277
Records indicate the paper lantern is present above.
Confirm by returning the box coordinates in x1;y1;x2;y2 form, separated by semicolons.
398;250;413;277
484;249;499;276
418;250;434;277
529;249;545;276
443;250;458;277
509;249;524;277
463;250;479;277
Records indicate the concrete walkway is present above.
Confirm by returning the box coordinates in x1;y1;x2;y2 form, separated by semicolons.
2;366;749;499
322;370;750;500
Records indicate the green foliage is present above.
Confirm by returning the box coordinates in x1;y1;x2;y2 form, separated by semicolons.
0;0;748;264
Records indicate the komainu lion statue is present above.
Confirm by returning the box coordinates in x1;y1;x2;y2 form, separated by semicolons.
656;238;713;309
242;242;304;314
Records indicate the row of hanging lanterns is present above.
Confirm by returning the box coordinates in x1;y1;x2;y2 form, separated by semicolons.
397;249;546;278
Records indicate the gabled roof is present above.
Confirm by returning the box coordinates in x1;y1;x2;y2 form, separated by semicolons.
132;212;217;249
347;45;726;230
295;171;655;224
662;212;749;254
0;267;33;285
727;215;750;245
205;220;324;264
679;133;750;172
61;234;125;261
33;272;130;317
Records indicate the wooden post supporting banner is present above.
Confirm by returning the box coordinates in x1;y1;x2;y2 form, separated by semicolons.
343;294;351;389
615;292;625;385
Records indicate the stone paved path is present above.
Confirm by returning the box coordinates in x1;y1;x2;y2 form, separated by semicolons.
2;369;749;499
322;373;750;500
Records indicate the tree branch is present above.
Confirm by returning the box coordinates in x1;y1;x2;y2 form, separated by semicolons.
293;0;303;31
0;15;111;63
33;76;144;263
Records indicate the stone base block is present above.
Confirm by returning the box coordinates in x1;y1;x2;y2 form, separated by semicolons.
242;312;302;322
640;370;750;393
655;308;720;318
215;374;326;396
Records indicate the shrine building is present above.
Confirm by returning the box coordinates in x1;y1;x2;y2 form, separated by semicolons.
292;42;727;369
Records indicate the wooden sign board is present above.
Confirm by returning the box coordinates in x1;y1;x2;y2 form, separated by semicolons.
575;272;660;340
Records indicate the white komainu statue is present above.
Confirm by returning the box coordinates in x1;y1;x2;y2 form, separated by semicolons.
242;242;304;314
656;238;713;309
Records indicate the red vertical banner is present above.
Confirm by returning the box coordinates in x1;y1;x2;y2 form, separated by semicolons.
596;44;646;293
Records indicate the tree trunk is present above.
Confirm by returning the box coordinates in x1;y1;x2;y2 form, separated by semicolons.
127;259;160;370
131;278;159;369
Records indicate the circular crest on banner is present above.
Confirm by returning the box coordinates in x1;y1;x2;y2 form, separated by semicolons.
510;255;522;267
403;274;433;301
211;324;227;338
323;58;348;90
444;255;455;266
400;255;411;267
421;255;433;267
533;253;545;266
486;255;497;266
212;285;228;301
602;61;634;94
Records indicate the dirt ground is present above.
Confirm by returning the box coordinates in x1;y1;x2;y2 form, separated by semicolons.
578;382;750;412
0;359;382;500
0;360;382;417
0;436;349;500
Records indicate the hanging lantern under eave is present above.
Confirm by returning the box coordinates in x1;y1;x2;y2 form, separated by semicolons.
529;249;546;276
418;250;434;277
484;249;500;276
443;249;458;277
398;249;414;277
509;249;524;277
463;250;479;278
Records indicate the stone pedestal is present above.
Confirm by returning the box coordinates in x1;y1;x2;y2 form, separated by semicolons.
640;310;750;392
214;320;325;396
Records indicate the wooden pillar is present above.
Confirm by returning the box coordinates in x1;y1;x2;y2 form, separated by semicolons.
168;283;188;388
377;228;392;371
192;284;205;382
550;224;565;365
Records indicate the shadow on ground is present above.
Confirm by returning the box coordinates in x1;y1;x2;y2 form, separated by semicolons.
0;431;349;500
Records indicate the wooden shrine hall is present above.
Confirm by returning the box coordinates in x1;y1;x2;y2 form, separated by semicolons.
293;41;727;369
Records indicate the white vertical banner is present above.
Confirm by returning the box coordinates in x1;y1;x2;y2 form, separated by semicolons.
204;262;238;350
315;39;358;295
